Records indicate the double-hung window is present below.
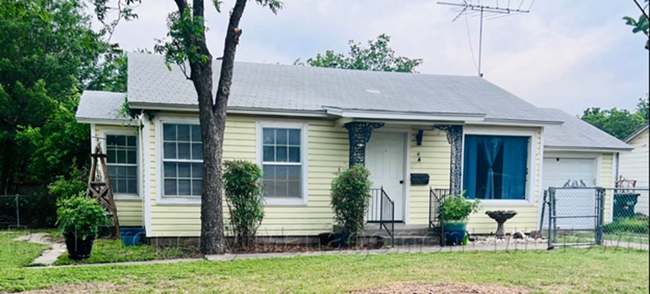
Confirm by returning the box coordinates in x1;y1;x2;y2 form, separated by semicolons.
106;134;138;196
462;135;529;200
162;124;203;197
258;122;307;204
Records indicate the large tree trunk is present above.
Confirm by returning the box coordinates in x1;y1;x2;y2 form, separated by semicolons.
175;0;249;255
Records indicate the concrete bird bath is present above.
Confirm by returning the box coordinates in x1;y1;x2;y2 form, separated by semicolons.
485;210;517;239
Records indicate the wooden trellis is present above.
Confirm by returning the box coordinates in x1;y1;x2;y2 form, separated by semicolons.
87;142;120;235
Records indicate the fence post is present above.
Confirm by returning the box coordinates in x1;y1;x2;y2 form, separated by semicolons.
548;188;555;249
15;195;20;228
596;188;605;246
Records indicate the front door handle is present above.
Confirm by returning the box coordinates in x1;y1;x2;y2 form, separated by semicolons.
399;180;404;184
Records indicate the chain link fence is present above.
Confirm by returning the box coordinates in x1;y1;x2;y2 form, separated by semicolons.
0;195;57;229
602;188;649;245
544;187;649;249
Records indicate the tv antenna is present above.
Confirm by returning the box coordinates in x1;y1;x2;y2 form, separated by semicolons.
438;0;535;77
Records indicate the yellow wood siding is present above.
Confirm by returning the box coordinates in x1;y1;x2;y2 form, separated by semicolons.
94;124;144;227
601;153;614;223
149;114;347;237
408;129;450;225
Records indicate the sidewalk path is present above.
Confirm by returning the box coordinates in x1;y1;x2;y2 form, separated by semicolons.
14;233;66;266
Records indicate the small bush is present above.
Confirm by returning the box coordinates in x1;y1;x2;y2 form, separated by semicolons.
57;196;110;240
438;195;481;224
604;217;649;235
223;160;264;251
331;165;372;239
48;166;87;201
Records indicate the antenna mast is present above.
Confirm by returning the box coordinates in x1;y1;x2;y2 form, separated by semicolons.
438;0;533;77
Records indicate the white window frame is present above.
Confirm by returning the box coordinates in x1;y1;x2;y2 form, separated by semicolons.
100;129;140;200
155;117;203;205
256;121;309;206
461;126;538;206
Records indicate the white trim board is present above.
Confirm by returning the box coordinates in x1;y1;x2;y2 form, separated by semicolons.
255;120;309;206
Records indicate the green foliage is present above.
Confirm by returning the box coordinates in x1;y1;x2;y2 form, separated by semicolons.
438;195;481;223
0;0;126;194
302;34;423;73
223;160;264;250
604;216;649;235
56;196;110;240
580;98;649;140
330;165;372;237
622;0;649;49
48;164;87;201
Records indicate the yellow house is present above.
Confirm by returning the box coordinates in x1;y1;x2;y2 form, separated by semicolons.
75;53;630;242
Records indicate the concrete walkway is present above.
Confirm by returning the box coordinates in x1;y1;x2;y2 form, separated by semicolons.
14;233;67;266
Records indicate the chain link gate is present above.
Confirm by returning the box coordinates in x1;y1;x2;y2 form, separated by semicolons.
545;187;650;250
546;187;605;249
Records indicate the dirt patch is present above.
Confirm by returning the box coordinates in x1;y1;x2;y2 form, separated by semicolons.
18;283;132;294
351;282;529;294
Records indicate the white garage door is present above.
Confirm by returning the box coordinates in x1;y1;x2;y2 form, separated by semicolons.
542;157;597;230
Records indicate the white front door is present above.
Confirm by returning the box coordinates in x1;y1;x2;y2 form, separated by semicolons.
366;132;406;221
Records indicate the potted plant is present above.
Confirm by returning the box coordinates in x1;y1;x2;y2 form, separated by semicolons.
57;196;110;260
438;195;481;245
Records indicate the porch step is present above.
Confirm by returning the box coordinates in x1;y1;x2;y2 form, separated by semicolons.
363;225;441;246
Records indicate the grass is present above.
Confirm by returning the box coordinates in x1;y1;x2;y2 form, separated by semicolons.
0;230;49;268
1;231;649;293
565;232;650;245
54;238;200;265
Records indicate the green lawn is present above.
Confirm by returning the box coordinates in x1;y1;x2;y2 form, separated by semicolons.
2;231;649;293
0;230;48;268
54;238;200;265
564;232;649;245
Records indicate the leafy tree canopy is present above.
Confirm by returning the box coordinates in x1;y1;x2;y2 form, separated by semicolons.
0;0;126;194
298;34;423;73
581;97;649;140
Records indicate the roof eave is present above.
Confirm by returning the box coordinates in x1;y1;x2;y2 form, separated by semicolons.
76;117;130;125
544;146;633;153
624;123;649;143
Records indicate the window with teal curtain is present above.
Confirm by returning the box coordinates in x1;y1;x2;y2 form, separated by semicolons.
462;135;529;200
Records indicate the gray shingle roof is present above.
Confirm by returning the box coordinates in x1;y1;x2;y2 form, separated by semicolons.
542;108;631;151
127;52;560;124
76;91;128;122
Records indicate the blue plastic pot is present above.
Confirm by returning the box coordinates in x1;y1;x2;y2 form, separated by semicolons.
120;228;144;246
444;222;467;245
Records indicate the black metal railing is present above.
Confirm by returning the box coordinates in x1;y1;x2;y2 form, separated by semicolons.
429;188;450;246
368;187;394;246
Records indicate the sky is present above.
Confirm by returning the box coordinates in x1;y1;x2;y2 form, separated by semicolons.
103;0;649;116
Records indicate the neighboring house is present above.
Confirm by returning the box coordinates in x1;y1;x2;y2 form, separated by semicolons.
75;53;630;240
619;123;649;215
620;124;649;188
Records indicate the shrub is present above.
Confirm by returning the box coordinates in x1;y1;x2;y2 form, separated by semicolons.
331;165;372;239
223;160;264;250
438;195;481;224
57;196;110;240
604;217;649;235
49;165;87;201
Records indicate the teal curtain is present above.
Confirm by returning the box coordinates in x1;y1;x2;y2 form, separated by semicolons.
462;136;479;199
482;137;502;199
501;137;528;200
